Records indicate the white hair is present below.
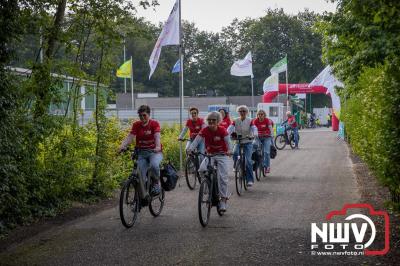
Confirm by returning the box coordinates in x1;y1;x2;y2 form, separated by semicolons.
206;111;222;123
236;105;249;113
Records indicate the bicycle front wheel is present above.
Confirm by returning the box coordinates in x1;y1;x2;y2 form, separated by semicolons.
185;158;197;190
119;180;139;228
255;154;262;181
149;188;165;217
198;179;211;227
275;134;287;150
235;159;243;196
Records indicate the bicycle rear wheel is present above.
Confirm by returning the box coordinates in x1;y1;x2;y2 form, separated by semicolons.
119;180;139;228
274;134;287;150
149;188;165;217
185;157;197;190
235;159;243;196
198;179;211;227
289;133;296;149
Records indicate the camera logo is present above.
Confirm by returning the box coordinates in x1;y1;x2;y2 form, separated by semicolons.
311;203;390;256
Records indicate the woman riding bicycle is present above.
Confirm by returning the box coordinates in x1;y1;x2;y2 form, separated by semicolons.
187;111;232;212
178;107;206;155
227;105;258;186
286;111;299;149
218;108;231;129
252;109;273;175
119;105;163;195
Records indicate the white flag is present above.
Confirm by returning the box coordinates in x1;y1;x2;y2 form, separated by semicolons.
148;0;180;79
309;65;344;117
230;51;253;77
263;73;279;92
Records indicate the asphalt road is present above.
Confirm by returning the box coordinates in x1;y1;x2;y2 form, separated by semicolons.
0;129;393;265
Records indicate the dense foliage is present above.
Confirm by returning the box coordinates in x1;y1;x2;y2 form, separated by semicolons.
319;0;400;205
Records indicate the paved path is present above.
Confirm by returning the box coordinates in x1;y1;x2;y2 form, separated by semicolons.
0;129;391;265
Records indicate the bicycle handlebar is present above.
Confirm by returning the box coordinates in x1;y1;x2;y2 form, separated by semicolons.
191;151;227;158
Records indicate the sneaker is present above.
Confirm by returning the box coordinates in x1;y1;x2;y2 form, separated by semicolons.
247;181;254;187
266;167;270;174
151;183;161;196
219;201;227;212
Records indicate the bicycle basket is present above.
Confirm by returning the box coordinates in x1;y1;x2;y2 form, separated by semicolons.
160;162;178;191
270;145;277;159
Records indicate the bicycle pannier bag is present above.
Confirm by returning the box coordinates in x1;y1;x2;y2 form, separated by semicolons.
270;145;277;159
160;162;178;191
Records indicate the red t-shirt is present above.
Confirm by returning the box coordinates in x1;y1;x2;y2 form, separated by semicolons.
186;118;204;139
252;118;272;137
130;119;161;150
219;116;231;129
288;115;297;128
199;126;229;154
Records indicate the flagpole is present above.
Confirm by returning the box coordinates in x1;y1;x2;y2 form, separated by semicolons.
286;55;289;108
251;76;255;116
124;35;127;94
178;0;183;174
130;56;134;110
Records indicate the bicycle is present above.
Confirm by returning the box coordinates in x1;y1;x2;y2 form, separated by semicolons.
253;138;269;181
197;152;226;227
119;148;165;228
274;123;300;150
179;138;201;190
233;135;253;196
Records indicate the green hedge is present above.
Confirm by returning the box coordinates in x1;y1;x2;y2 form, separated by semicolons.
342;61;400;199
0;118;181;233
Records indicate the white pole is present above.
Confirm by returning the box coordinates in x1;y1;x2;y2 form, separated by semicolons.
124;36;127;94
286;67;289;108
130;56;134;110
251;76;255;116
178;0;183;173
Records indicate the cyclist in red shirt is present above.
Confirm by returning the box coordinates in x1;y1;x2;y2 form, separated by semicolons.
119;105;163;195
286;111;299;149
178;107;206;154
252;109;273;175
188;111;232;212
218;108;231;129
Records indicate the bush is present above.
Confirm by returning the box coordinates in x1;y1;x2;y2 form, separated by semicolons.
0;118;182;233
342;61;400;197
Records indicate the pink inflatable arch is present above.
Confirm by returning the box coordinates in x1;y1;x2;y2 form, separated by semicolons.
262;83;339;131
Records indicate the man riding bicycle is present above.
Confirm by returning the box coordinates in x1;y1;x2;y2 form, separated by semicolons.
286;111;299;149
119;105;163;195
187;111;232;212
227;105;258;186
252;109;273;175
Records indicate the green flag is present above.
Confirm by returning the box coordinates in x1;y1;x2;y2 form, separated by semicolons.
270;55;287;74
116;59;132;78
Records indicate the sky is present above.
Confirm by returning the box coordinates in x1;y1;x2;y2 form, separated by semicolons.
136;0;337;32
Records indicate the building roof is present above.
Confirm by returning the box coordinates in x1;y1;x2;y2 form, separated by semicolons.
7;66;104;87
